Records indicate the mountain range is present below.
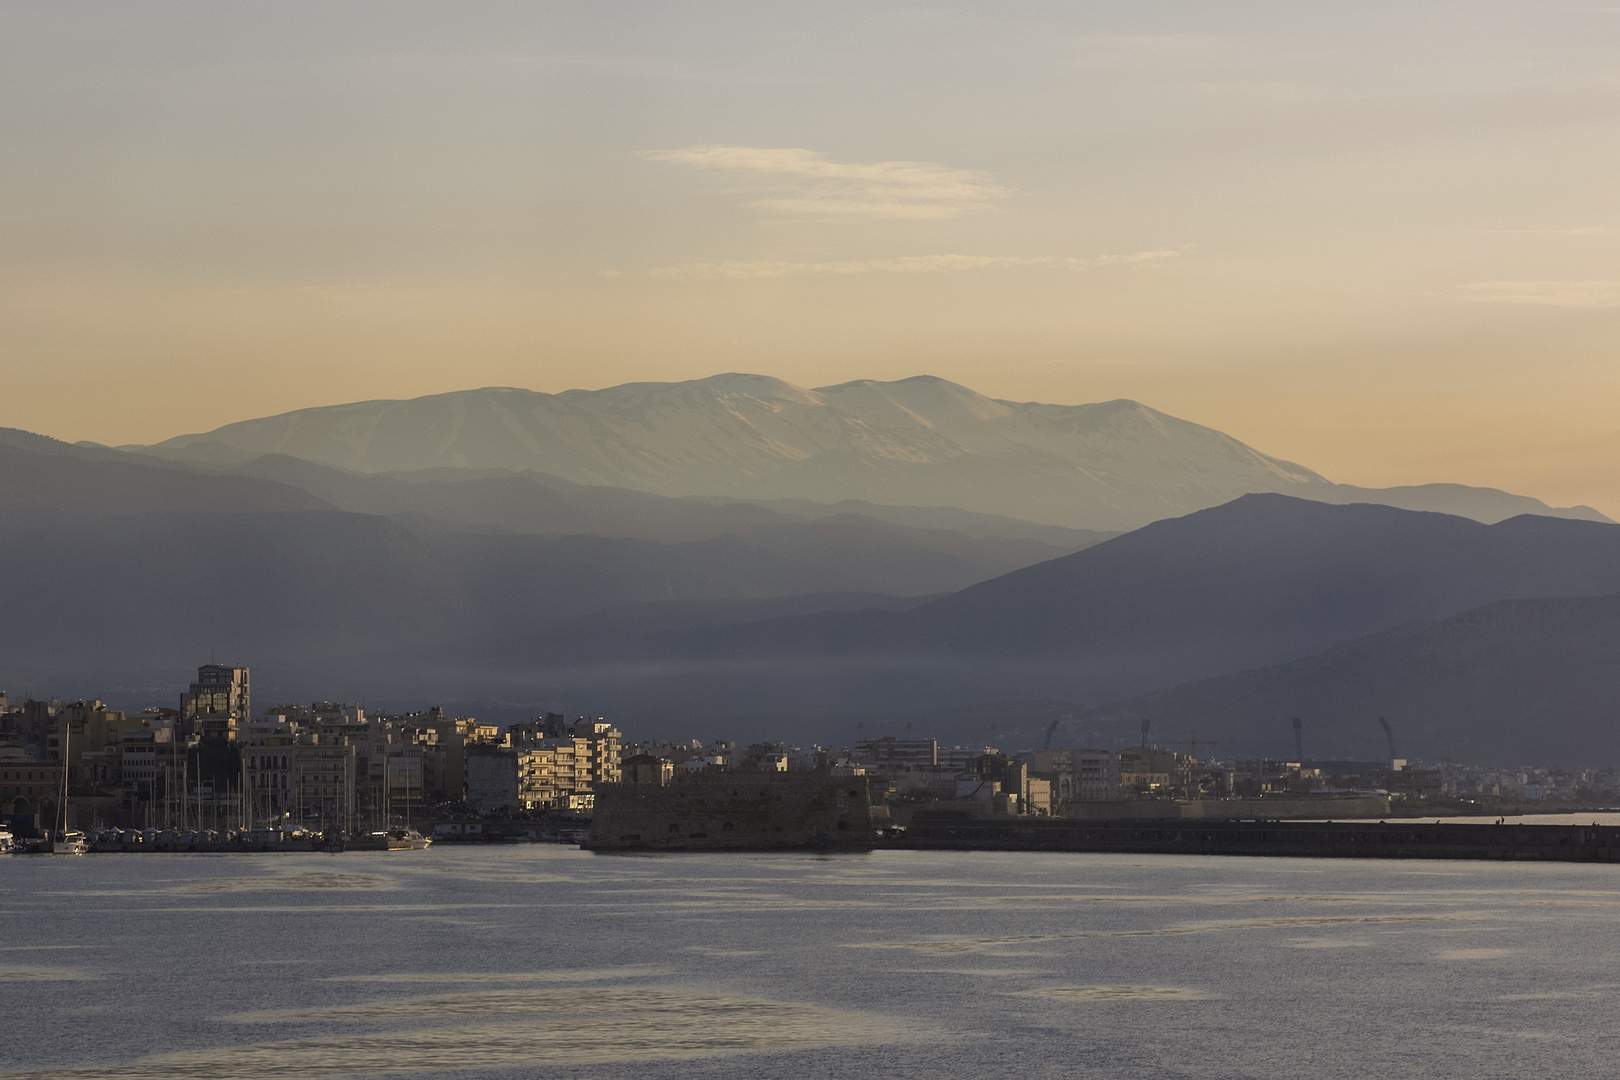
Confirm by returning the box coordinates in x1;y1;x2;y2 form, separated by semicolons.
0;434;1098;662
4;374;1618;764
485;496;1620;748
126;374;1607;531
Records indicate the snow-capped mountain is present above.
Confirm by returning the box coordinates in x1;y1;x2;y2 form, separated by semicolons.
132;374;1605;530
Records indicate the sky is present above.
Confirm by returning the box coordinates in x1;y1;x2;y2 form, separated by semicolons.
2;1;1618;512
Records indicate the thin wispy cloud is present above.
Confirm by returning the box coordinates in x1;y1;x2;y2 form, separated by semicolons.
643;145;1007;219
643;250;1182;279
1458;280;1620;308
1465;226;1616;235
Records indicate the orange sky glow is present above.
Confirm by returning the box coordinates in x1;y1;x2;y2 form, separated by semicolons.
2;2;1617;513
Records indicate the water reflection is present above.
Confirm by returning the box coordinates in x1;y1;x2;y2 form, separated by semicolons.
5;984;905;1079
4;848;1620;1079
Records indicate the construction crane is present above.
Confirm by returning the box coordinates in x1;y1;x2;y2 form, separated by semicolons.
1160;731;1218;760
1292;718;1304;762
1377;716;1398;765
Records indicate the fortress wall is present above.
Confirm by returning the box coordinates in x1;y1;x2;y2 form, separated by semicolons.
588;771;881;851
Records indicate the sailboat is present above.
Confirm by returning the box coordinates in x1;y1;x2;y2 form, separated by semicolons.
53;718;87;854
384;759;431;849
14;725;86;855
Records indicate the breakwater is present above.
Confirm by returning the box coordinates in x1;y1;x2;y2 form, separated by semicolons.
898;811;1620;862
1055;795;1392;820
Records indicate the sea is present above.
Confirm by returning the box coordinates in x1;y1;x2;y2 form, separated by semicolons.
4;844;1620;1079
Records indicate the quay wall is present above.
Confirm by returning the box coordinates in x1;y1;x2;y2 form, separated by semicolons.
900;813;1620;862
1062;796;1392;820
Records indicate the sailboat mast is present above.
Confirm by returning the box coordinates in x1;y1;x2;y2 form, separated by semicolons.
57;717;71;840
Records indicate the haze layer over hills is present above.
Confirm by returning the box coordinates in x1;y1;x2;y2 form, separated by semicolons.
1090;592;1620;767
0;433;1091;627
10;419;1620;763
494;497;1620;747
131;374;1607;531
5;374;1618;763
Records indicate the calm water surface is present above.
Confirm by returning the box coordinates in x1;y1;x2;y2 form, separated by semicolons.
3;846;1619;1078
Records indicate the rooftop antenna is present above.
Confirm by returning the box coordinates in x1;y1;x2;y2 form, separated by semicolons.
1140;718;1151;748
1292;718;1304;762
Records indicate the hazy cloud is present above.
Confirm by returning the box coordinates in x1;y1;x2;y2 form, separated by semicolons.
643;145;1007;219
643;250;1181;279
1459;280;1620;307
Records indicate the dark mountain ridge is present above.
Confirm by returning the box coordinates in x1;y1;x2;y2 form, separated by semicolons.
0;441;330;527
0;508;1013;687
0;434;1094;631
654;495;1620;670
464;496;1620;745
1083;591;1620;767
